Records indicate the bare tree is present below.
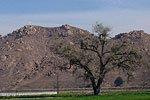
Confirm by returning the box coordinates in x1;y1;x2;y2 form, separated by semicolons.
52;23;141;95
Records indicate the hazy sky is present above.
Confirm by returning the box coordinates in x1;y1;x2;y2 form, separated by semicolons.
0;0;150;36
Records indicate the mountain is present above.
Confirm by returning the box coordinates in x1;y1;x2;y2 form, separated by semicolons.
115;30;150;53
0;25;150;91
0;24;91;91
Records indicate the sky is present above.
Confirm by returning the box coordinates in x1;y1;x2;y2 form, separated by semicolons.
0;0;150;36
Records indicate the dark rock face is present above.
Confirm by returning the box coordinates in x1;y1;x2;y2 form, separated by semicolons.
0;25;150;91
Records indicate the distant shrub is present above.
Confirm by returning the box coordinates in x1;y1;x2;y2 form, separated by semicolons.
114;77;124;87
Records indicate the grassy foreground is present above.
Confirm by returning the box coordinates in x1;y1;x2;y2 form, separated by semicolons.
2;91;150;100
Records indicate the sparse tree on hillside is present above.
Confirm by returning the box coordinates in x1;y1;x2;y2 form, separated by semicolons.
114;77;124;87
52;23;141;95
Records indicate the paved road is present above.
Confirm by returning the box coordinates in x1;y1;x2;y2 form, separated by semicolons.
1;87;150;96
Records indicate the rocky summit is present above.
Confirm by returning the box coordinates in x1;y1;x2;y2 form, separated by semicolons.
0;25;150;91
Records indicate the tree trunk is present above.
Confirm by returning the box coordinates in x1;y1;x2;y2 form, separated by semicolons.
91;77;103;95
93;86;101;95
91;78;102;95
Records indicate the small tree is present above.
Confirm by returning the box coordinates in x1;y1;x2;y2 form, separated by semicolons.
114;77;124;87
52;23;141;95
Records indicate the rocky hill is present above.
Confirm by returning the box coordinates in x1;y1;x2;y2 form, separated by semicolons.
0;25;91;91
115;30;150;53
0;25;150;91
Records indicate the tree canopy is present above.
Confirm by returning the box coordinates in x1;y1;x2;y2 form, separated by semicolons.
51;23;141;95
